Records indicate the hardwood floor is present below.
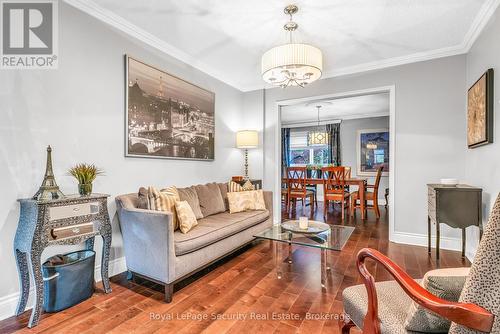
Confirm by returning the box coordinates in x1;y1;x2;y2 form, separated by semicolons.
0;202;469;334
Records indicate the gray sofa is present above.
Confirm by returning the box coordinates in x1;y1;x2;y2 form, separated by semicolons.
115;187;273;302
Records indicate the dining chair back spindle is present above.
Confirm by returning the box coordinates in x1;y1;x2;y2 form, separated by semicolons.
343;166;352;191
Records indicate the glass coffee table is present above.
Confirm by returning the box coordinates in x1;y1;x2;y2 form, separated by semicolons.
254;222;355;288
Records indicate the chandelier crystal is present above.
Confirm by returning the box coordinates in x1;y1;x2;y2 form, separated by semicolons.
261;5;323;88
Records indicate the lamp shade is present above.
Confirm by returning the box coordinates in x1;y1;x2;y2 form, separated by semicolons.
236;130;258;148
261;43;322;87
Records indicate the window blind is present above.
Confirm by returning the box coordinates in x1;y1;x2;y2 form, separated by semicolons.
290;126;327;149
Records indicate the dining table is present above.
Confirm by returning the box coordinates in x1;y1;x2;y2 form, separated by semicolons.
282;177;369;219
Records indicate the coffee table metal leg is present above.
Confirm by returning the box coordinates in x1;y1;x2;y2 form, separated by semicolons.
287;231;293;264
274;241;282;279
321;249;327;289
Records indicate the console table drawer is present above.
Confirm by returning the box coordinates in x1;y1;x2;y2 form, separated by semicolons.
50;222;95;240
49;202;100;221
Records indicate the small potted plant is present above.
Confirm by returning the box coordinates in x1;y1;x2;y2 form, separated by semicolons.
68;163;103;196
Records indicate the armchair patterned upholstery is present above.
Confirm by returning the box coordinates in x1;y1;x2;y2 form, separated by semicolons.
342;194;500;333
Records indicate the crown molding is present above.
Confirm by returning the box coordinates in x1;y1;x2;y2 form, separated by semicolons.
462;0;500;51
65;0;500;92
64;0;243;90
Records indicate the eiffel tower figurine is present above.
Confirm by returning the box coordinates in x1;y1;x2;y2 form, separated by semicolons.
33;145;65;201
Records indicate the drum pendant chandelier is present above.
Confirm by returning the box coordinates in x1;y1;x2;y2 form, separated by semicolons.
261;4;323;88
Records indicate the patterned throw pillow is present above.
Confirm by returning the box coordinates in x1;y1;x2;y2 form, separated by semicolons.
228;180;255;192
149;186;180;230
175;201;198;234
226;190;266;213
404;267;470;332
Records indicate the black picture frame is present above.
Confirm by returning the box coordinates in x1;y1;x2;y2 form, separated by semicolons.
467;68;494;149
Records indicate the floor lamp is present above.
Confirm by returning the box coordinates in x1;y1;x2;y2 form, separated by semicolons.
236;130;258;180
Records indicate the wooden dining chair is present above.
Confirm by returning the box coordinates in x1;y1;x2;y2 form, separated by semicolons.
286;167;314;213
351;166;383;219
321;166;350;220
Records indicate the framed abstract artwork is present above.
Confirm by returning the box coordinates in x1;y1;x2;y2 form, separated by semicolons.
357;129;389;176
125;55;215;160
467;68;494;148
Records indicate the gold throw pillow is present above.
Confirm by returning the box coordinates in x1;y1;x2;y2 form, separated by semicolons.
227;190;266;213
149;186;180;230
175;201;198;234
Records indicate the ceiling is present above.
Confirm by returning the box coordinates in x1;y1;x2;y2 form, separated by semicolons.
67;0;500;91
281;93;390;125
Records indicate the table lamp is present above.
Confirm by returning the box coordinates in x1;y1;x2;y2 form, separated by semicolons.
236;130;258;179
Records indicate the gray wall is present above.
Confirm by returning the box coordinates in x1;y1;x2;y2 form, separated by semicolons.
0;2;246;318
340;116;390;203
245;55;468;248
464;7;500;258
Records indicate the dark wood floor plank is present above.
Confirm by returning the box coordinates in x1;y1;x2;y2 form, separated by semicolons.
0;203;470;334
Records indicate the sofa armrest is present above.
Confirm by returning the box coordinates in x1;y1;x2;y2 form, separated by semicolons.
115;201;176;283
263;191;273;221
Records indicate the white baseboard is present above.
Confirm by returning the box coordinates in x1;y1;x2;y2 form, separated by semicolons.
0;256;127;322
392;231;474;262
94;256;127;282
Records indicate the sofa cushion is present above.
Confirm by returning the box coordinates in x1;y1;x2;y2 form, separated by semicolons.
194;183;226;217
177;186;203;219
218;182;229;211
174;210;269;255
137;187;151;210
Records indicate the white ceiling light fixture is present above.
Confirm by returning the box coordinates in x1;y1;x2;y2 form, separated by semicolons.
261;4;323;88
308;106;329;146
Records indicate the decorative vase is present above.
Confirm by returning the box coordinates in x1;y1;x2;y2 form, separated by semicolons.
78;183;92;196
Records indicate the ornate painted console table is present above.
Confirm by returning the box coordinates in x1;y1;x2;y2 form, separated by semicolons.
14;193;112;328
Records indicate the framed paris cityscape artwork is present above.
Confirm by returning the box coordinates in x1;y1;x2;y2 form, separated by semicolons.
125;56;215;160
467;68;494;148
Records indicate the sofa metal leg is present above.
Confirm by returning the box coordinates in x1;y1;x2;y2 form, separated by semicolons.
340;315;355;334
164;283;173;303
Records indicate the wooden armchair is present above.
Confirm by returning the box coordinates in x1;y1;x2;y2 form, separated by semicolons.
341;194;500;333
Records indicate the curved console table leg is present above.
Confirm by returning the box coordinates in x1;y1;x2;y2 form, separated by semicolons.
100;217;112;293
15;249;30;315
28;251;43;328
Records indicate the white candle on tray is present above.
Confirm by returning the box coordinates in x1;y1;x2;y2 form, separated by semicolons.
299;217;309;230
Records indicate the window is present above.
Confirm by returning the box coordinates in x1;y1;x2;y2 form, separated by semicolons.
289;127;330;166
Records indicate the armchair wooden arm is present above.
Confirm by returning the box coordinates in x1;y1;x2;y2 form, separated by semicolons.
356;248;493;334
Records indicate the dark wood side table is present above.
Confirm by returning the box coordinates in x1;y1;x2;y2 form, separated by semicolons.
14;194;112;328
427;184;482;260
